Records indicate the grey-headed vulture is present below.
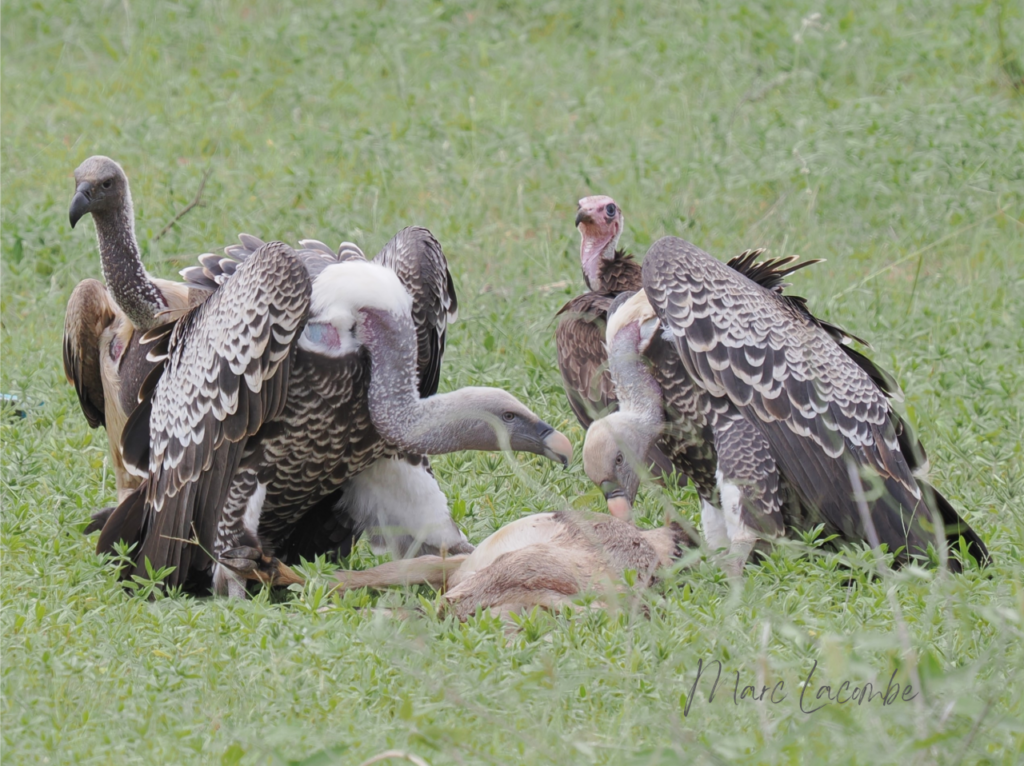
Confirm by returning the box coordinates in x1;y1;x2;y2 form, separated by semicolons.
64;156;205;506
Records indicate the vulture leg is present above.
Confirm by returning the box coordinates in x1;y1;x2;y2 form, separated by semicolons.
218;546;304;591
710;413;785;576
212;471;272;597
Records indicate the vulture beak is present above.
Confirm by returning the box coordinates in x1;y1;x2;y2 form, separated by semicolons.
69;183;93;228
575;210;593;227
537;423;573;468
601;481;631;520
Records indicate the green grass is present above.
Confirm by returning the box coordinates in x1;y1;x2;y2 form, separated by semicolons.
2;0;1023;763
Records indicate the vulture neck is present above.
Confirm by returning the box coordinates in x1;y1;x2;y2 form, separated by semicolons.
361;310;511;454
608;323;664;433
93;192;167;332
581;238;620;293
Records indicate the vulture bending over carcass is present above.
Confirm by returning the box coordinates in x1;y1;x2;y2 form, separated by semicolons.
97;233;573;597
582;237;990;575
63;156;206;504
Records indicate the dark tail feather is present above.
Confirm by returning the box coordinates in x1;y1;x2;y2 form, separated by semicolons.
921;481;991;571
84;505;116;535
96;482;150;578
647;444;681;484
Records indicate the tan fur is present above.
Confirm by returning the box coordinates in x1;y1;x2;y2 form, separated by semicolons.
323;511;699;621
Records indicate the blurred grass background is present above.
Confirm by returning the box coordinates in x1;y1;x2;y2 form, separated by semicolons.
2;0;1023;763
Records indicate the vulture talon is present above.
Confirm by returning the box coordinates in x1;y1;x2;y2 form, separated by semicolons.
220;545;263;562
220;557;259;575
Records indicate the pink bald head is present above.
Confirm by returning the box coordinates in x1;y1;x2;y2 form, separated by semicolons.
575;195;623;290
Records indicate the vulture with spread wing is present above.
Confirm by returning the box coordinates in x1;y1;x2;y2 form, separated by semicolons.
63;156;206;505
583;237;990;574
98;231;572;596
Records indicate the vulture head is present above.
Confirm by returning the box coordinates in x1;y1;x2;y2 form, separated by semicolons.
310;259;574;467
575;195;623;288
403;385;575;467
582;412;655;520
69;156;130;228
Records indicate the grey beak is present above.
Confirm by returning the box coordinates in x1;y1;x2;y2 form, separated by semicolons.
536;422;573;468
69;183;93;228
575;210;592;227
600;480;624;500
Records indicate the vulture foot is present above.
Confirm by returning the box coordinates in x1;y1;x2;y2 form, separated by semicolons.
219;546;305;588
720;539;756;579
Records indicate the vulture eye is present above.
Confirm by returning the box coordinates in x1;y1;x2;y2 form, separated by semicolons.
614;453;624;466
102;180;113;189
502;412;516;422
605;203;616;217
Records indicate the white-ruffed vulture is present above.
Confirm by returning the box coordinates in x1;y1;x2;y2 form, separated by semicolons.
97;232;573;596
582;237;990;574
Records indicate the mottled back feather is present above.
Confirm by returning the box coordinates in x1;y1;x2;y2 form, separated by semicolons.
642;237;988;568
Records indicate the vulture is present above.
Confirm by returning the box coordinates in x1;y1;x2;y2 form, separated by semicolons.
555;195;641;428
63;156;204;505
276;510;699;622
582;236;990;575
97;233;573;597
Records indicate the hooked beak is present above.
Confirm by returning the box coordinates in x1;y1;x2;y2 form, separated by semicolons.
69;183;93;228
575;209;593;227
601;481;631;520
538;423;573;468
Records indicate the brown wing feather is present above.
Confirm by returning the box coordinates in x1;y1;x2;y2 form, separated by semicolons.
642;237;985;565
373;227;456;398
556;292;618;428
597;250;643;293
104;242;312;587
64;279;119;428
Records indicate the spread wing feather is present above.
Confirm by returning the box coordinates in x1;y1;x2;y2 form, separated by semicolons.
104;242;311;586
373;227;457;398
641;237;982;564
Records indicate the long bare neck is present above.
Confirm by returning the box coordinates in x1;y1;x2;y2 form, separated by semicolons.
608;324;663;430
361;310;510;454
93;191;167;331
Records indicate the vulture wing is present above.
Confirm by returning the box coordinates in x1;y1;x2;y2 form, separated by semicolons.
100;242;311;587
373;227;457;398
641;236;983;566
63;279;118;428
555;292;618;429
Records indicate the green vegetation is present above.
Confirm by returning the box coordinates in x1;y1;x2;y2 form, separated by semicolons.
2;0;1022;763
